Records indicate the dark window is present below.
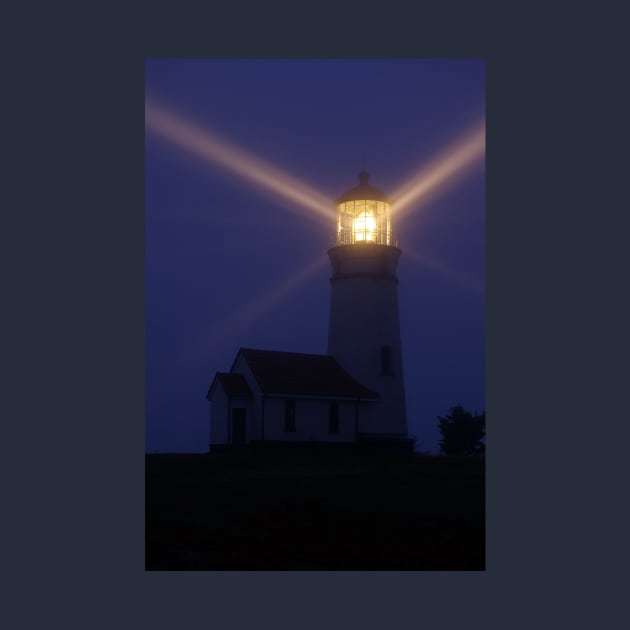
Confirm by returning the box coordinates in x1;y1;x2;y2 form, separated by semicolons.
329;402;339;434
381;345;393;374
284;399;296;432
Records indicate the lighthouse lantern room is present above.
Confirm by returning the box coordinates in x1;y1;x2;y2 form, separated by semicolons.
335;170;393;245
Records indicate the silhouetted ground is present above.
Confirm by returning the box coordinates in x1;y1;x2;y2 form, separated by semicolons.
146;452;485;570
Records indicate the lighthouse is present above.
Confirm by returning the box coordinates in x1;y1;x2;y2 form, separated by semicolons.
327;171;408;438
208;171;412;453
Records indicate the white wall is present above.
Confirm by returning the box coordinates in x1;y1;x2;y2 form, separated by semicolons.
262;397;358;442
229;351;378;443
328;244;408;435
210;386;254;446
232;353;263;442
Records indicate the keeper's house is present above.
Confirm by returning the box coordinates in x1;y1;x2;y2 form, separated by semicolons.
207;172;413;453
206;347;379;450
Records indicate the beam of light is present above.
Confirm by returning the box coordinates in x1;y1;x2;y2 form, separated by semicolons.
188;253;330;359
145;100;335;225
391;120;485;221
404;247;484;296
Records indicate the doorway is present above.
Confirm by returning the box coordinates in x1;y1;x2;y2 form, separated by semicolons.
232;408;246;446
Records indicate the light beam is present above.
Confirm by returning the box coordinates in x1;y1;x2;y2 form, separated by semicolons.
147;99;486;351
391;120;485;220
145;100;335;225
189;253;329;357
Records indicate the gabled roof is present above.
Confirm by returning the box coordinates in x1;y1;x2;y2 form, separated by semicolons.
233;348;379;399
206;372;252;400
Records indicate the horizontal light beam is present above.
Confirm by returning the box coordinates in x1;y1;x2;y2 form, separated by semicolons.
145;100;335;225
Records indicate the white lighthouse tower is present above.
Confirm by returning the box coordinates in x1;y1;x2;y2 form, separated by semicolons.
327;171;408;439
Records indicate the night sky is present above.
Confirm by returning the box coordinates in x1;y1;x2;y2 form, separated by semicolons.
145;59;485;454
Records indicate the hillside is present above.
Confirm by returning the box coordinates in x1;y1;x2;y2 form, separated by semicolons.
146;452;485;570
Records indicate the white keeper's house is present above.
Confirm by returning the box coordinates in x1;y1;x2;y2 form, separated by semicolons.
207;172;412;452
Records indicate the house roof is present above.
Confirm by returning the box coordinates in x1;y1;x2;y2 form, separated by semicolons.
207;372;252;400
234;348;379;399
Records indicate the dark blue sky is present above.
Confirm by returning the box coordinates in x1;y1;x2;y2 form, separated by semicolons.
145;59;485;453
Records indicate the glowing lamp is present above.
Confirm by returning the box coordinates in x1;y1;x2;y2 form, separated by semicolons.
335;171;392;245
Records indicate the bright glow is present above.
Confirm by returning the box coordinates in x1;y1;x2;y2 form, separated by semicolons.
147;98;485;340
337;200;392;245
145;100;335;225
146;100;483;247
391;121;485;220
353;211;376;242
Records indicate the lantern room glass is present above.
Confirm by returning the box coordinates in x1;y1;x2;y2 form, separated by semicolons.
336;199;392;245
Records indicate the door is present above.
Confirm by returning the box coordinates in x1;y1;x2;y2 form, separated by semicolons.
232;408;246;446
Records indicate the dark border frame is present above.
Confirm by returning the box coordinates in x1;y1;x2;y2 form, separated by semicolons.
5;1;622;627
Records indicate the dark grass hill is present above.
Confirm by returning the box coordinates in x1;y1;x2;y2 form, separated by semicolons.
146;451;485;570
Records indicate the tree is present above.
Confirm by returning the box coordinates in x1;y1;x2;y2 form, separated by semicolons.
437;405;485;455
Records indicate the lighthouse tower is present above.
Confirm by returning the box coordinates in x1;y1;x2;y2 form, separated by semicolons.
327;171;408;438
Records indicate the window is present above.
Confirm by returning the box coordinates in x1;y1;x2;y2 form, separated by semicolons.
284;399;296;432
336;199;391;245
329;402;339;434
